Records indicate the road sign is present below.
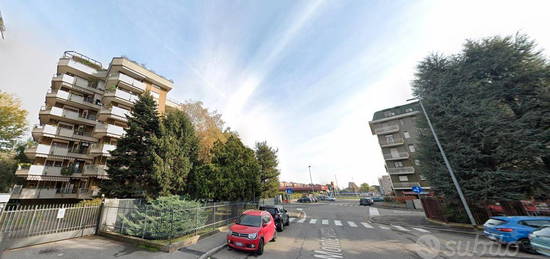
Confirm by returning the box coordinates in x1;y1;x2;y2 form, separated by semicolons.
411;186;423;194
286;188;294;194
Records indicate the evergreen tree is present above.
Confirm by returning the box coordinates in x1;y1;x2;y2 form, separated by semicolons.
413;34;550;201
152;110;199;197
101;92;160;198
254;141;280;198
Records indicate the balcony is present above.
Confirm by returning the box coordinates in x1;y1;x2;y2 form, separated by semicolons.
98;106;131;122
25;144;69;159
32;124;97;142
374;125;400;135
15;165;63;177
10;187;92;199
109;73;145;92
39;106;97;125
387;167;415;175
46;90;101;110
392;182;421;189
89;143;116;157
83;164;109;178
57;52;102;78
93;123;125;138
380;136;405;147
383;152;410;161
103;88;139;106
52;73;105;92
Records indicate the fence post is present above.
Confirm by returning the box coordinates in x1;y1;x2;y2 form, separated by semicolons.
169;209;174;245
78;205;87;237
27;205;38;237
95;197;105;234
213;205;216;227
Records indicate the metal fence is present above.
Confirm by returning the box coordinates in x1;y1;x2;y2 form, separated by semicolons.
99;201;258;241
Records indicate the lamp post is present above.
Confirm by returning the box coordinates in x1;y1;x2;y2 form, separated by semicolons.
407;98;477;226
308;165;314;194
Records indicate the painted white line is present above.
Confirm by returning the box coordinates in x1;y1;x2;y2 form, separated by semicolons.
334;220;343;226
348;221;358;227
289;218;296;223
296;208;303;211
360;222;374;229
297;217;307;223
322;219;329;225
309;218;317;224
378;225;390;230
369;207;380;216
392;225;410;231
413;227;430;233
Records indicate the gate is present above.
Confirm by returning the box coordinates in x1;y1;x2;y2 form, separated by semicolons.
0;204;101;250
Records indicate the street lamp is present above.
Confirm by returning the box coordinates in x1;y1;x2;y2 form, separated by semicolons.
308;165;314;194
407;98;477;226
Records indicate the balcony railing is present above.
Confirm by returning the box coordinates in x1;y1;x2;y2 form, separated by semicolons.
94;123;125;138
111;73;145;91
393;182;421;189
374;124;400;135
105;88;139;104
33;124;95;141
387;167;415;175
383;152;410;160
83;164;108;177
90;143;116;155
100;106;131;121
40;106;97;123
380;136;405;147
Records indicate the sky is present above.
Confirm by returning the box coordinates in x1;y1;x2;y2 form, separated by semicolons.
1;0;549;188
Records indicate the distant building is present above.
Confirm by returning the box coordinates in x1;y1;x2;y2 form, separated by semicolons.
369;102;431;197
279;181;329;193
378;175;393;196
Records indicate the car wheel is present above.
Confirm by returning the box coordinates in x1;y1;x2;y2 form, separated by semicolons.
271;231;277;242
277;222;284;232
518;238;536;253
257;238;264;255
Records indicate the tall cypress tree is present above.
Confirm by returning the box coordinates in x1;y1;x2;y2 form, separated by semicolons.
255;141;280;198
100;92;160;198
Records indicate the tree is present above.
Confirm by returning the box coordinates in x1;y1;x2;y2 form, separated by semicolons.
179;101;227;162
0;91;27;150
359;183;370;193
255;141;280;198
0;152;16;193
413;34;550;202
101;92;160;198
151;110;199;196
188;136;261;201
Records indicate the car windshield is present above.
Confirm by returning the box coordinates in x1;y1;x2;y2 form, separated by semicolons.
485;219;506;226
236;214;262;227
262;208;278;215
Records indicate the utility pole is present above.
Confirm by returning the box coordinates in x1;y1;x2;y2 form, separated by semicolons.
407;98;477;226
334;175;339;197
308;165;314;194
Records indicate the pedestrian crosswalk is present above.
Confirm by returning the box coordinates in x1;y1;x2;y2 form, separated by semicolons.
289;217;430;233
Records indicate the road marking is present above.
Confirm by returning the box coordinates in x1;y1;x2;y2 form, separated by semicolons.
289;218;296;223
378;225;390;230
298;217;307;223
316;228;344;259
368;207;380;216
392;225;410;231
413;227;430;233
334;220;342;226
310;218;317;224
322;219;329;225
347;221;358;227
360;222;373;229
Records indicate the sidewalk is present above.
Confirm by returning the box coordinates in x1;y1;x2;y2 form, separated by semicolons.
369;214;481;235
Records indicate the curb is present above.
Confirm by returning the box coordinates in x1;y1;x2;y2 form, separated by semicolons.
198;243;227;259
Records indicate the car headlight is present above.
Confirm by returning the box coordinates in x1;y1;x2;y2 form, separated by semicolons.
248;233;258;239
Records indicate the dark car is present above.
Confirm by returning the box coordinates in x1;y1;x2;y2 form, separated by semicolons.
359;198;374;206
259;205;290;232
298;197;312;203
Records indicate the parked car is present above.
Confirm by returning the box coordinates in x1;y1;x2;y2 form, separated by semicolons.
529;227;550;256
483;216;550;252
359;198;374;206
259;205;290;232
227;210;277;255
297;197;311;203
371;197;384;202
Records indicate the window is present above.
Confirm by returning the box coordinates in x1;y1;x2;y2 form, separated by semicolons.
403;131;410;139
150;91;160;100
399;176;408;182
415;160;421;166
521;220;550;228
384;111;395;117
408;145;416;152
394;161;403;167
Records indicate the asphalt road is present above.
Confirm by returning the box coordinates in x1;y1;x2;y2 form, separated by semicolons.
207;200;545;259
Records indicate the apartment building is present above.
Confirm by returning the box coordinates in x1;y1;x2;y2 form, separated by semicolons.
378;175;393;196
368;102;431;197
12;51;178;201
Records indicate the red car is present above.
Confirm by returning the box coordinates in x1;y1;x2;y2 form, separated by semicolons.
227;210;277;255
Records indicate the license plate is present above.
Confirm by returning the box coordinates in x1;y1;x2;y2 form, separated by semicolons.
235;242;243;247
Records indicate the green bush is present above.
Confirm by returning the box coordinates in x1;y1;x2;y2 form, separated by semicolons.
120;195;208;240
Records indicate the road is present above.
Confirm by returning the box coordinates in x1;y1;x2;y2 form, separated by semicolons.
204;199;544;259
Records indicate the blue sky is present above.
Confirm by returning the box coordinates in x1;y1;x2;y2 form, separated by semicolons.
1;0;549;187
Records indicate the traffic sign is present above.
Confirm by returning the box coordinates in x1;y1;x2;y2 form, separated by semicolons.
411;186;423;194
286;188;294;194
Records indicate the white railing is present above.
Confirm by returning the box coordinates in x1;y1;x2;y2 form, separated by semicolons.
84;164;108;176
90;143;116;154
116;73;145;91
50;146;69;156
67;59;99;75
111;106;130;118
380;136;405;146
110;88;138;103
374;124;400;135
95;123;125;137
388;167;415;175
383;152;410;160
